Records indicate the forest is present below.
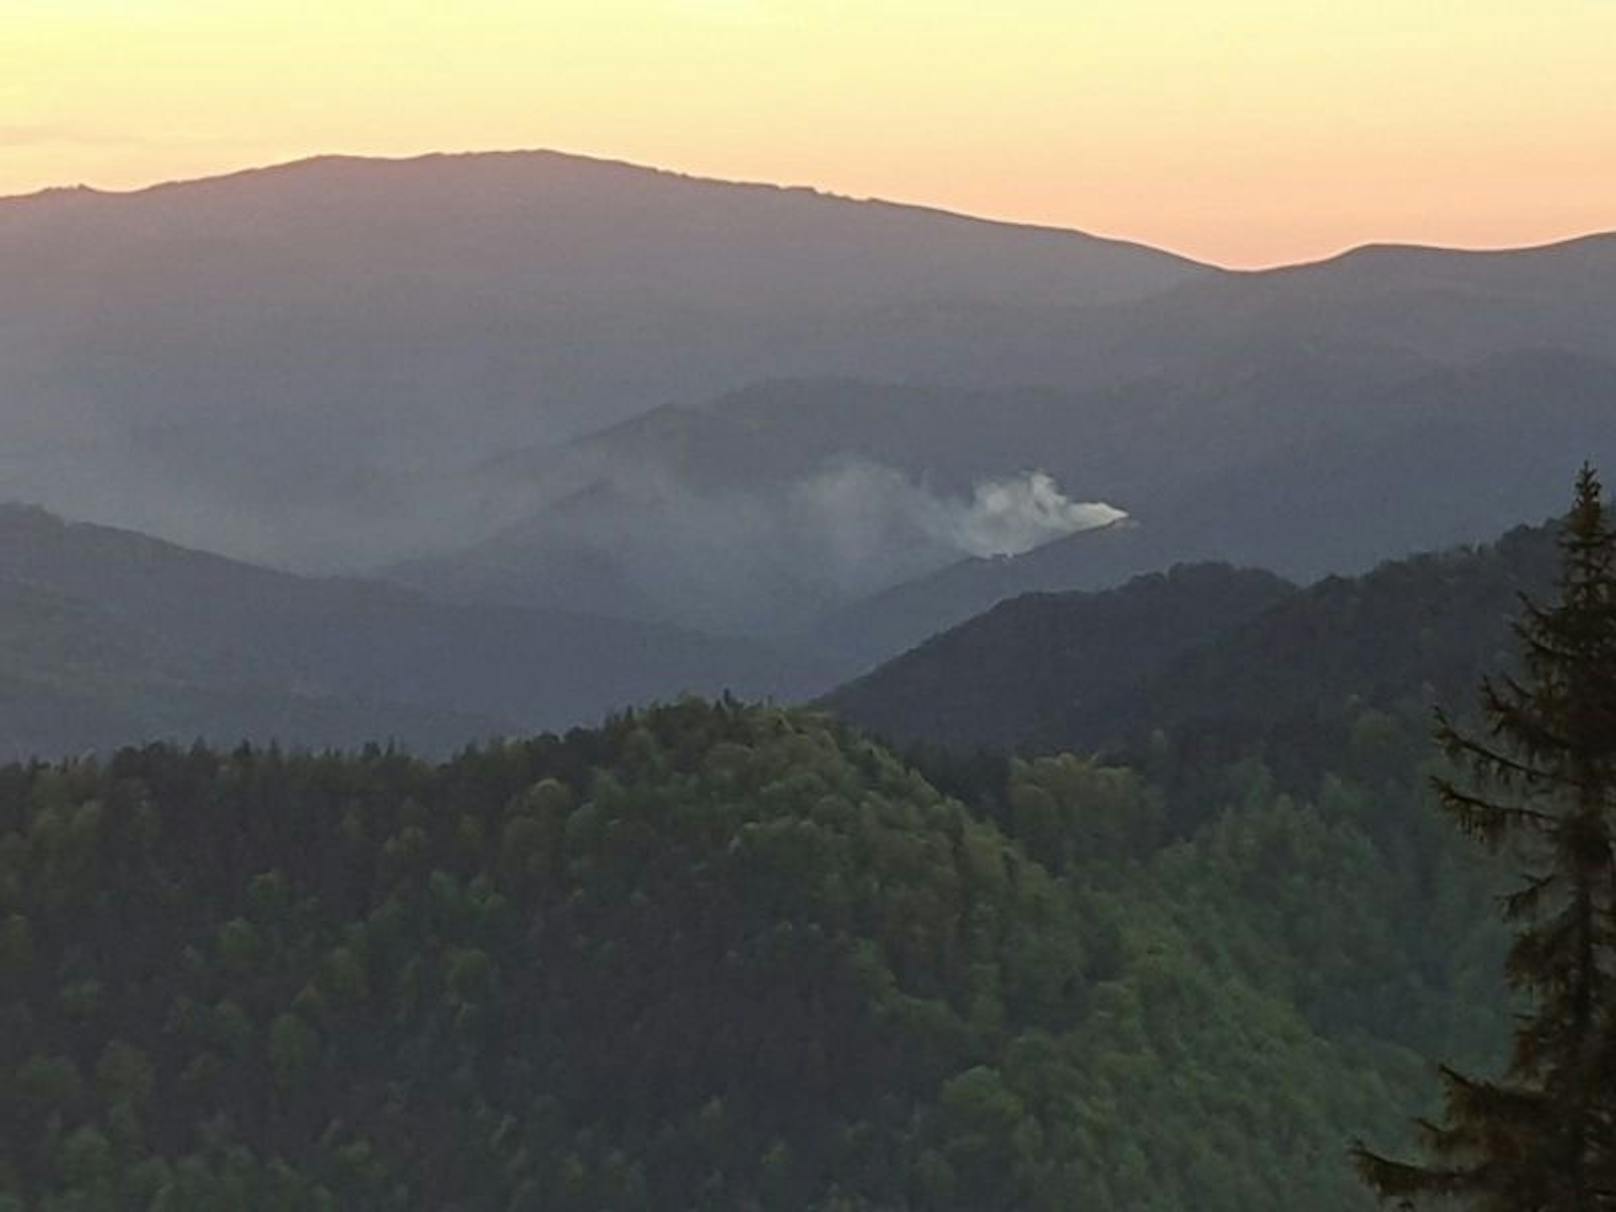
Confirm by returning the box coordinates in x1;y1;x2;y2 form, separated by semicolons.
10;474;1616;1210
1;678;1510;1208
9;11;1616;1208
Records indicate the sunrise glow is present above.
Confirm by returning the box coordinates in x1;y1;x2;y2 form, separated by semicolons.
4;0;1615;266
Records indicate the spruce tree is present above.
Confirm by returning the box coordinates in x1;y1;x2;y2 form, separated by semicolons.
1355;465;1616;1209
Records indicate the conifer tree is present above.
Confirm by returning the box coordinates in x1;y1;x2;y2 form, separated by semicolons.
1355;465;1616;1209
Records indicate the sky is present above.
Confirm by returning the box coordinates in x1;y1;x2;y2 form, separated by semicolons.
4;0;1614;267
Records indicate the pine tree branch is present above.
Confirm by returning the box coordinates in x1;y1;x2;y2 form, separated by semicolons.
1437;724;1575;789
1503;872;1558;920
1433;778;1555;845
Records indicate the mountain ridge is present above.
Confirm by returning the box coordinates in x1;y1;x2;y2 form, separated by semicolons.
10;148;1613;273
7;146;1614;649
825;518;1563;771
0;147;1205;571
0;148;1212;264
0;502;811;757
413;344;1615;647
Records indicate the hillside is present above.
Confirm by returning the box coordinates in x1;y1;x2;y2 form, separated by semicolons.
826;521;1562;771
0;151;1202;571
824;564;1298;750
8;152;1615;640
395;346;1616;640
0;699;1504;1210
799;519;1200;678
0;505;806;757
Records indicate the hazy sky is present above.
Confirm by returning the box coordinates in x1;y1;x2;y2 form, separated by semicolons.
5;0;1614;267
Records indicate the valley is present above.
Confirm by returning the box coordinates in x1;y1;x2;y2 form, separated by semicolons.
2;148;1611;1211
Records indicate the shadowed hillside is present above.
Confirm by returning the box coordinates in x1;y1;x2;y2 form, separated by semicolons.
0;151;1203;570
0;504;807;757
827;520;1561;774
394;348;1616;640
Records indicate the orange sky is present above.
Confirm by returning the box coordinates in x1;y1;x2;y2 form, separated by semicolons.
4;1;1614;267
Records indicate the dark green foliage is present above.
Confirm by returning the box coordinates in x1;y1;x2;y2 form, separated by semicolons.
834;521;1561;812
826;563;1296;752
1355;468;1616;1209
0;701;1079;1208
0;696;1504;1209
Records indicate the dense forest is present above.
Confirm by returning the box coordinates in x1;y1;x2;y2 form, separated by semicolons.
2;691;1507;1208
831;520;1561;782
7;73;1614;1212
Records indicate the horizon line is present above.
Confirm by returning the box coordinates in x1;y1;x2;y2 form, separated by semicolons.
5;144;1613;274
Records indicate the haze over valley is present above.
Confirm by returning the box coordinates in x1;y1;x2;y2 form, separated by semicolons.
4;104;1616;1208
2;150;1614;695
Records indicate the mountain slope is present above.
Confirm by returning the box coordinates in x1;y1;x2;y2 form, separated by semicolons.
0;504;807;756
0;150;1205;569
0;699;1472;1210
1115;522;1560;778
799;519;1188;682
397;343;1614;643
825;563;1299;749
825;521;1561;763
10;149;1613;631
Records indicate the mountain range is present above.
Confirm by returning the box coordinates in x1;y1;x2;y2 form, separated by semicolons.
826;519;1561;776
0;503;805;758
0;490;1571;773
3;149;1613;742
0;150;1199;571
398;341;1613;639
4;148;1608;1208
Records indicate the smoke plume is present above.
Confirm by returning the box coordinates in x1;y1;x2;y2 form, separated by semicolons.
792;462;1125;572
943;470;1126;556
442;457;1129;635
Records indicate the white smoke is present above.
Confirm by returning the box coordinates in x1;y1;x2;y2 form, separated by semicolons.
948;471;1127;556
791;462;1125;571
495;457;1128;634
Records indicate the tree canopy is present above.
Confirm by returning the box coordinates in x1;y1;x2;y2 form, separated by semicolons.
1355;466;1616;1210
0;694;1509;1209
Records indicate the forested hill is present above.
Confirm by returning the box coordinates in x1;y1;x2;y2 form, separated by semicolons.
0;150;1201;571
822;563;1297;751
827;521;1560;772
0;699;1503;1209
0;504;804;757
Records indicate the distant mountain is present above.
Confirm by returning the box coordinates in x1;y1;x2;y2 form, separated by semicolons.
799;519;1182;680
1158;233;1616;367
397;344;1613;643
1114;522;1560;773
9;149;1613;640
825;520;1561;766
1128;349;1616;579
0;151;1204;569
0;504;806;757
824;563;1298;750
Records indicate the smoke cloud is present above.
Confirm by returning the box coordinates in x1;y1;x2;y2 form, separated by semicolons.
440;457;1129;636
792;462;1125;570
944;470;1126;556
